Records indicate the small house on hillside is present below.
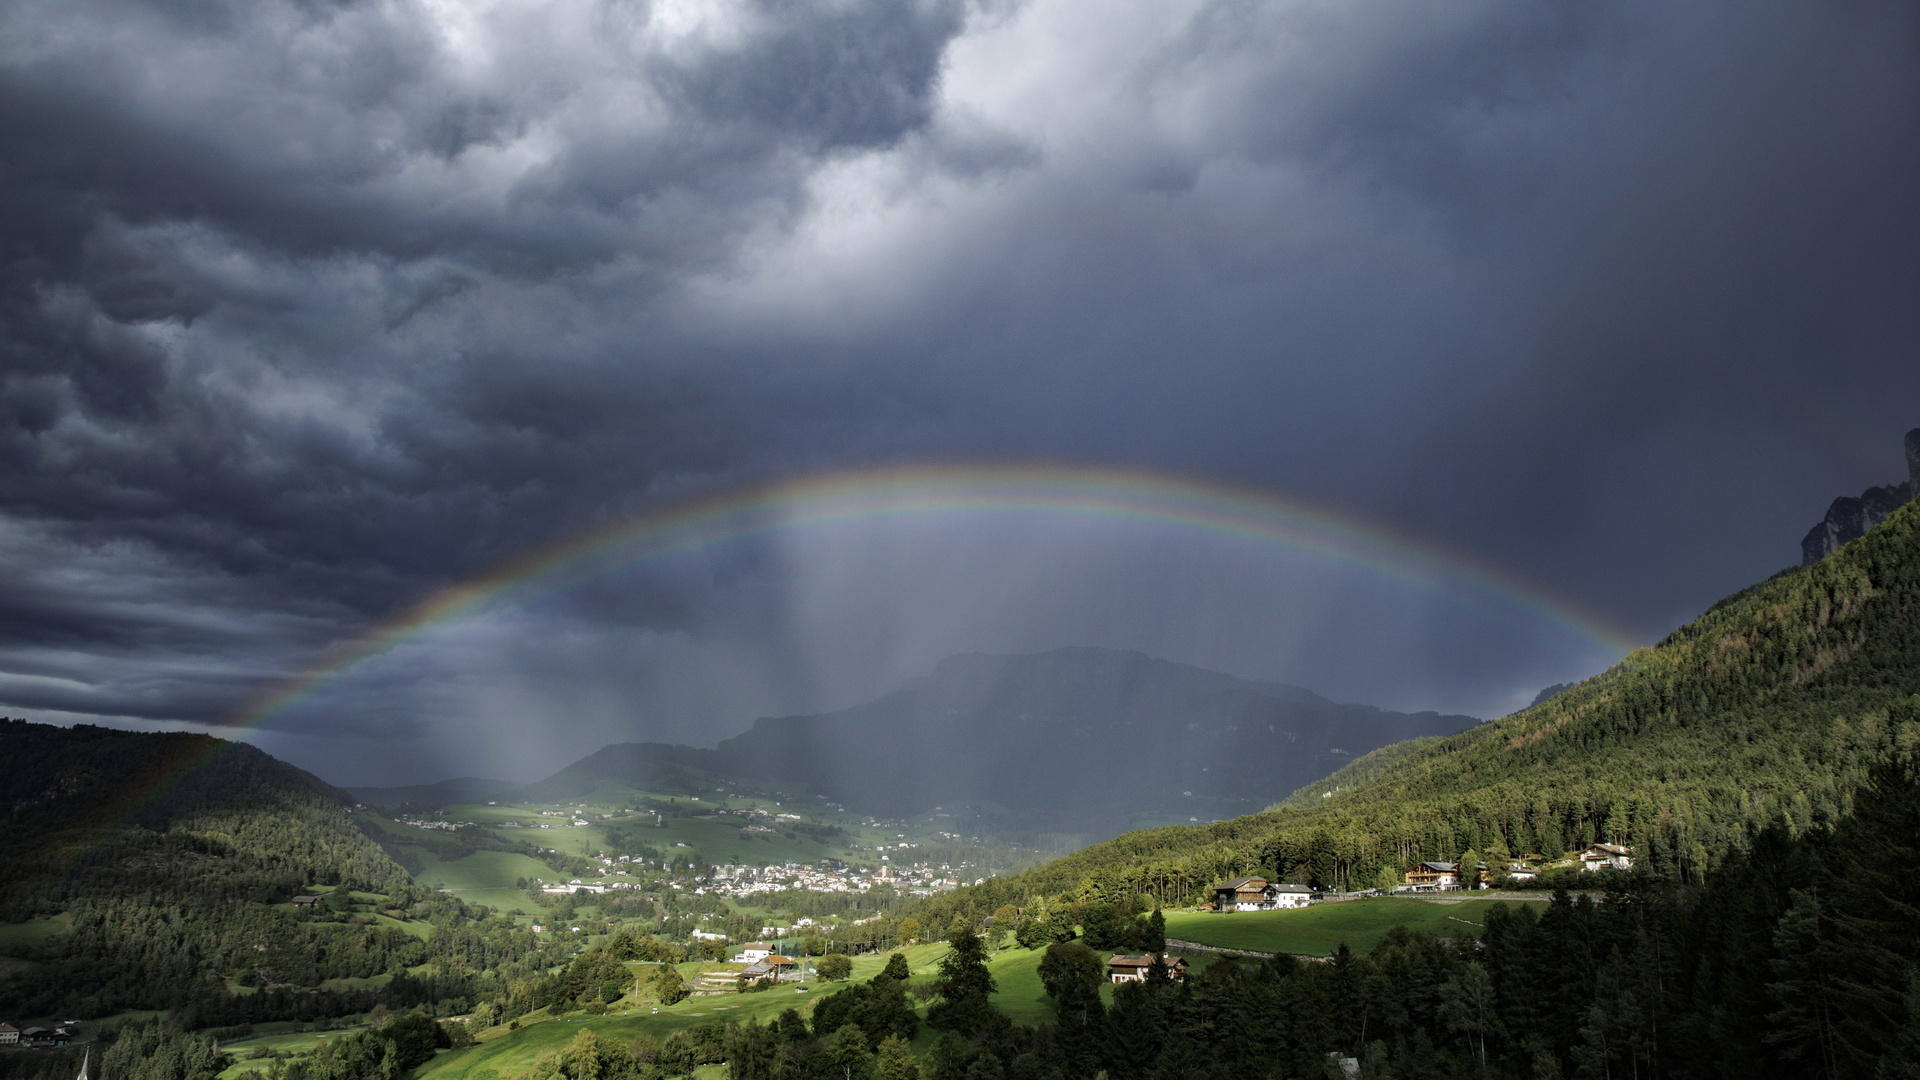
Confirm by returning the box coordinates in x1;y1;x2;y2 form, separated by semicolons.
291;896;320;907
737;943;774;962
19;1027;70;1048
1579;844;1633;872
1212;877;1311;911
740;955;798;981
0;1023;18;1046
1107;955;1189;983
1271;883;1314;908
1403;862;1459;891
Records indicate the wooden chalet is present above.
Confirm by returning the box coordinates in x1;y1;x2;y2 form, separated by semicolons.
1402;862;1459;891
1213;877;1272;911
17;1027;71;1048
1106;954;1188;983
1578;844;1633;872
1211;876;1316;911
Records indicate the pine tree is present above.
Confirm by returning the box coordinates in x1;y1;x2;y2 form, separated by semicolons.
1142;909;1166;954
874;1034;920;1080
1437;963;1501;1070
928;919;998;1036
1823;761;1920;1073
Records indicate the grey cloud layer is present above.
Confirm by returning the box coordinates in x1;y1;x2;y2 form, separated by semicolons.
1;0;1916;780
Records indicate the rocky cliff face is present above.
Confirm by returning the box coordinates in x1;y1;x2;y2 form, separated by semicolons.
1800;428;1920;565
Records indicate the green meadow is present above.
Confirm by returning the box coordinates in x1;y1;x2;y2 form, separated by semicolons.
216;1027;371;1078
0;912;71;949
408;850;558;892
413;943;961;1080
412;936;1220;1078
1164;897;1545;956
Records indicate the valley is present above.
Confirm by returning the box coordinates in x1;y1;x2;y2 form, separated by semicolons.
428;647;1482;850
6;488;1920;1079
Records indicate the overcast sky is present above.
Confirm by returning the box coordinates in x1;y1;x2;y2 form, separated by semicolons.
2;0;1917;785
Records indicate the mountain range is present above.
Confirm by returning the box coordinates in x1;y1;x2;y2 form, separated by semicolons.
926;480;1920;904
451;648;1481;839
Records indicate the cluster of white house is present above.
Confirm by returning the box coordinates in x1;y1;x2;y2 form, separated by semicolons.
1205;844;1636;906
705;863;871;898
1400;843;1634;892
696;861;972;901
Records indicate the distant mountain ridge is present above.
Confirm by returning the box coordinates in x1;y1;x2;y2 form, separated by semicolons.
1801;427;1920;564
921;487;1920;905
514;647;1480;838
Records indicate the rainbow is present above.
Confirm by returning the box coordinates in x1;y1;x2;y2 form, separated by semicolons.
227;462;1639;733
11;462;1637;906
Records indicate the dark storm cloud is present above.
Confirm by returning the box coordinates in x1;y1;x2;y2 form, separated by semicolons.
0;0;1916;780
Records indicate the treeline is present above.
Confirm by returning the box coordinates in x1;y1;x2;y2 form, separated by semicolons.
910;502;1920;917
0;1022;228;1080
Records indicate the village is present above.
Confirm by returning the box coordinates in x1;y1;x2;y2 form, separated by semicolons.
522;856;980;902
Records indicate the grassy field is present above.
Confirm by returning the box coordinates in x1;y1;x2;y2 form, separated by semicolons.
413;935;1223;1079
216;1026;370;1078
408;849;557;892
414;942;979;1080
452;888;548;914
0;912;71;949
1165;897;1546;956
372;912;439;938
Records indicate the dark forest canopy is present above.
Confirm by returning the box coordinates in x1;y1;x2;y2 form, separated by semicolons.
0;722;435;1019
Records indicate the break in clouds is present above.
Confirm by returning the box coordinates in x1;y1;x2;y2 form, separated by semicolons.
1;0;1917;783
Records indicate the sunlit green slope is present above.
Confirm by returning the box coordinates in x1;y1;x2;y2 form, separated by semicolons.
920;498;1920;907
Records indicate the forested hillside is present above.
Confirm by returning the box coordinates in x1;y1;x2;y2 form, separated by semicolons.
915;497;1920;908
2;721;408;918
0;722;444;1018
